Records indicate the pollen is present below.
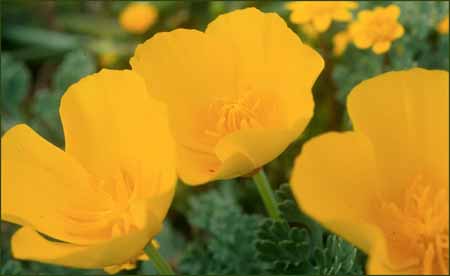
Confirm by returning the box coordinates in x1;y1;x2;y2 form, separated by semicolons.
205;94;263;138
378;173;449;274
62;168;142;241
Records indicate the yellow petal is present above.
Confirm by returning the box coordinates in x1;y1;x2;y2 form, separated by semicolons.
11;206;160;270
392;24;404;39
131;29;233;105
291;131;385;253
372;41;391;54
60;69;177;222
176;143;221;185
290;10;311;24
312;15;332;32
333;9;352;22
347;68;449;193
205;8;322;129
385;4;401;20
1;124;112;244
215;128;298;179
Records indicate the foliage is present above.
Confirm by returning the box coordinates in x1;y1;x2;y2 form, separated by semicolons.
255;184;365;275
178;182;265;274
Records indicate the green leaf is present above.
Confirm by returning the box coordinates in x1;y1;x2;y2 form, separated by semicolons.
29;88;63;146
1;53;30;116
53;50;96;94
178;182;265;274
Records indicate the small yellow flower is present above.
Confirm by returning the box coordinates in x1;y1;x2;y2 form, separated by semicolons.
285;1;358;32
1;70;176;274
333;30;351;56
291;68;449;274
119;2;158;34
437;15;449;34
349;4;405;54
131;8;324;185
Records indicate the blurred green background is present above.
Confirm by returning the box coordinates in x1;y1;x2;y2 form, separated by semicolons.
1;1;448;275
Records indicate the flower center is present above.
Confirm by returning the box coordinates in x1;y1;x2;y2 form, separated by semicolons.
379;173;449;274
62;168;141;241
205;94;262;138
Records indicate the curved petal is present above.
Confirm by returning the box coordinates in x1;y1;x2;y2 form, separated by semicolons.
205;8;323;128
214;127;298;179
290;132;383;252
372;41;391;54
131;29;234;104
1;124;112;244
11;204;160;270
347;68;449;192
176;143;221;185
312;15;332;32
60;69;177;222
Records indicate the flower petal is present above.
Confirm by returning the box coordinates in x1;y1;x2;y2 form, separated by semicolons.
347;68;449;191
60;69;176;222
1;124;111;244
312;15;332;32
11;205;160;270
290;132;383;252
205;7;322;129
385;4;401;20
131;29;233;105
215;128;298;179
372;41;391;54
392;24;404;39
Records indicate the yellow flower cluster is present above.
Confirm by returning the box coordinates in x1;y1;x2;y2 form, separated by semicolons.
2;6;448;276
286;1;358;32
349;5;405;54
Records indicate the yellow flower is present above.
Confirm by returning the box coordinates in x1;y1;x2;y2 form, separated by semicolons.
119;2;158;34
1;70;176;274
333;30;351;56
131;8;324;185
349;4;404;54
285;1;358;32
291;68;449;274
437;15;449;34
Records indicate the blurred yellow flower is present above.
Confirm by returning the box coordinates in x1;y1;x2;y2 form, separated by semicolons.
437;15;449;34
300;23;319;39
119;2;158;34
349;4;404;54
285;1;358;32
291;68;449;274
1;70;176;274
131;8;324;185
333;30;351;56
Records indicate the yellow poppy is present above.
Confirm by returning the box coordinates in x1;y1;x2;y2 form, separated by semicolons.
119;2;158;34
437;15;449;34
349;4;405;54
131;7;324;185
1;70;176;274
291;68;449;274
285;1;358;32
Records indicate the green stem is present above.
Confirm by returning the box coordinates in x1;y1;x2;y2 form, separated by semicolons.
252;169;282;220
144;241;175;275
